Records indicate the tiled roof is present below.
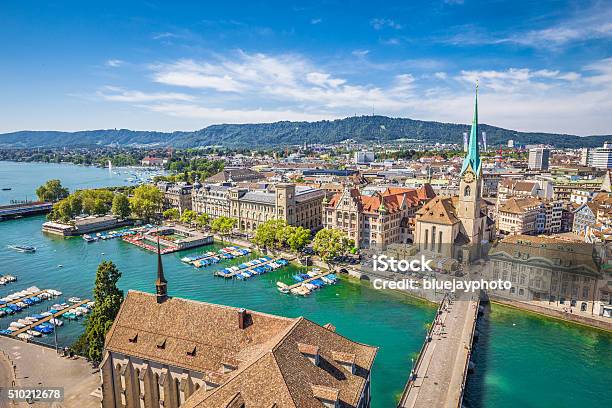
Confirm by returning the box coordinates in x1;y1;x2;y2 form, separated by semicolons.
499;197;542;214
416;196;460;225
106;291;377;408
327;185;434;214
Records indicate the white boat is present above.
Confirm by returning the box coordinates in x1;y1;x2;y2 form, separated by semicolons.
8;245;36;253
49;318;63;326
17;333;33;340
68;297;81;303
41;312;52;317
10;322;25;328
26;330;42;337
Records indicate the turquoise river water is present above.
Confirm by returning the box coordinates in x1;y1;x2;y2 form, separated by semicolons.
0;162;610;407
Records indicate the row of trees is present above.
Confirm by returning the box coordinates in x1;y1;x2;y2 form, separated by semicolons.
44;180;164;223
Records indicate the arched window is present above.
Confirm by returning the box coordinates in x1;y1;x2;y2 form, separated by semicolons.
464;185;471;197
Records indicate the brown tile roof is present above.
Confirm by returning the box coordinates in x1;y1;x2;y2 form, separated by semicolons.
416;196;460;225
106;291;377;408
499;197;542;214
327;185;433;214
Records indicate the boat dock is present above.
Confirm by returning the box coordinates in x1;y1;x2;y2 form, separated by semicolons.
285;271;332;291
0;201;53;221
3;290;48;306
398;292;480;408
9;299;91;338
215;258;283;278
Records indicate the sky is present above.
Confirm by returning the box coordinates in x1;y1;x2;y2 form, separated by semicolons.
1;0;611;135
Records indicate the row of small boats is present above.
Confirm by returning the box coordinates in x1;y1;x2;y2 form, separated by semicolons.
0;287;63;317
0;274;17;286
277;269;338;296
0;300;95;340
215;257;289;280
181;246;252;267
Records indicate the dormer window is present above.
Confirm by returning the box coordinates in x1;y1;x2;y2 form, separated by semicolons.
311;385;340;408
297;343;320;366
187;346;197;357
156;338;166;349
128;333;138;343
332;351;357;374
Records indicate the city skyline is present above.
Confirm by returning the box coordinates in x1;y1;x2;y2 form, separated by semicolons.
2;0;612;135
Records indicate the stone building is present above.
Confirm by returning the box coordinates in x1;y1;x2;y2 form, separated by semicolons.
100;247;377;408
191;183;325;232
414;87;496;262
323;185;435;250
497;197;563;236
158;182;193;214
205;168;265;183
485;235;609;315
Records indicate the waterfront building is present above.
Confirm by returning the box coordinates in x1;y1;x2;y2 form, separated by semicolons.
158;182;193;214
100;247;377;408
528;147;550;170
42;215;131;236
323;185;435;250
414;87;496;262
485;235;608;315
192;183;325;231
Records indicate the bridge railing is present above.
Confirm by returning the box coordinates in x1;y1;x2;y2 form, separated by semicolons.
397;293;450;407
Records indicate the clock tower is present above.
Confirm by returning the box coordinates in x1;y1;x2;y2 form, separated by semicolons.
458;84;483;240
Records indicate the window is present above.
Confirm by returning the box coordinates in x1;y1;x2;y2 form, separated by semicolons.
464;185;471;197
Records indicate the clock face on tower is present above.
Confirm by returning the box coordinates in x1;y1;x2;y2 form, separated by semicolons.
463;170;475;183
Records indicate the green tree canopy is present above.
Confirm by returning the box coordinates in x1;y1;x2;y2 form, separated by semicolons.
312;228;352;265
195;213;209;228
286;226;311;253
73;261;124;363
162;208;180;220
111;193;131;219
180;209;198;224
211;216;237;238
36;179;69;202
130;184;164;221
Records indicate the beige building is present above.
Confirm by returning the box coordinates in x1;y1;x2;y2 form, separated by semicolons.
486;235;611;316
414;89;496;262
158;182;193;214
497;197;542;235
192;183;325;232
323;185;435;250
100;251;378;408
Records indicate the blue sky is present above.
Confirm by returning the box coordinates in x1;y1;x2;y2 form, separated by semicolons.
1;0;611;135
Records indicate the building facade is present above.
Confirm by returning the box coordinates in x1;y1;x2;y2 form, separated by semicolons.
323;185;435;250
191;183;325;232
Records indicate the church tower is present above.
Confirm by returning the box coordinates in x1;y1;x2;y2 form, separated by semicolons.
457;84;483;242
155;237;168;303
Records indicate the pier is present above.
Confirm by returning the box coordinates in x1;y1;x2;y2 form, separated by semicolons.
3;290;48;305
9;299;91;337
284;271;332;291
215;258;284;278
0;201;52;220
398;292;480;408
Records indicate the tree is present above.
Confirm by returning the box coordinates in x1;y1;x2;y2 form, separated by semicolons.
73;261;124;363
180;209;197;224
36;179;69;202
111;193;131;219
195;213;209;229
312;228;352;267
286;226;311;253
211;216;237;241
252;220;281;250
130;185;164;221
163;208;180;220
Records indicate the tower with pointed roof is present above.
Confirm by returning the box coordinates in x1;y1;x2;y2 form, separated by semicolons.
155;237;168;303
457;84;483;240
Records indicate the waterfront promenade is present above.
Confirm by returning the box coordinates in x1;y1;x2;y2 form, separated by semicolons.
0;336;99;407
398;292;479;408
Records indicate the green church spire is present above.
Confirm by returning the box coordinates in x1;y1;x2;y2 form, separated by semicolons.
460;82;481;177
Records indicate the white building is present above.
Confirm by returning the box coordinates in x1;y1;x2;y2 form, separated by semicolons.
591;142;612;170
528;147;550;171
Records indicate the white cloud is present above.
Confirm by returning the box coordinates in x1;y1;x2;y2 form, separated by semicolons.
98;51;612;134
310;18;322;25
97;86;195;102
105;59;123;67
370;18;403;30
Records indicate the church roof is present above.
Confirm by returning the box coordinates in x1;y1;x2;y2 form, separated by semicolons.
105;291;377;408
460;86;482;177
416;196;460;225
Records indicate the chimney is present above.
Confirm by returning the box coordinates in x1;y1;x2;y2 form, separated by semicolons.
238;308;249;329
298;343;320;366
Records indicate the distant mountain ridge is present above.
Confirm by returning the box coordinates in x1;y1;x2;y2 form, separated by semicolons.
1;115;609;149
